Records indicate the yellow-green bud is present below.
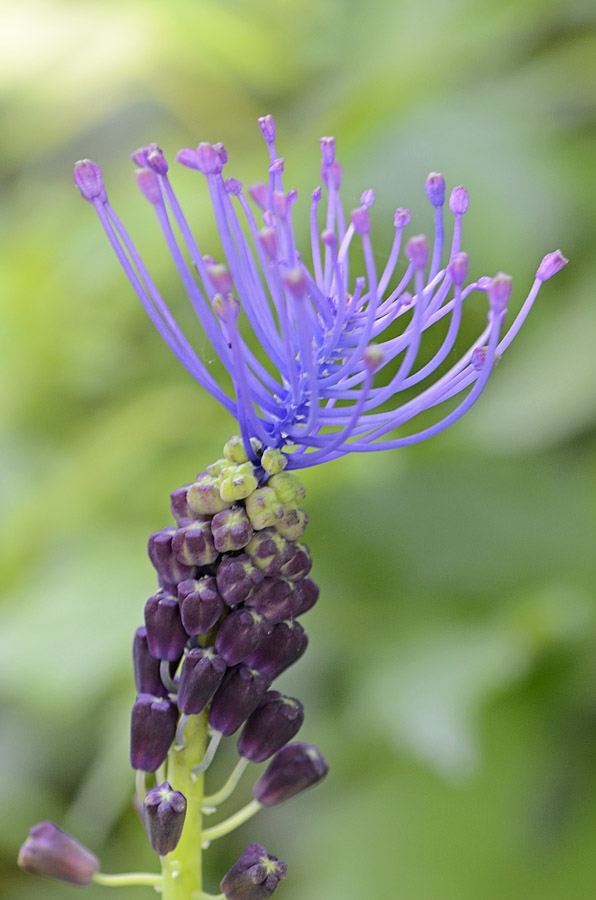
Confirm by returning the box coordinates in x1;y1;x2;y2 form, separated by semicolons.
261;447;288;476
245;487;284;530
187;474;232;515
268;472;306;505
275;505;308;540
206;457;234;477
223;435;249;464
219;462;258;502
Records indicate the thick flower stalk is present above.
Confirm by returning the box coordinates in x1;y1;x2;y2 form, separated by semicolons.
19;115;567;896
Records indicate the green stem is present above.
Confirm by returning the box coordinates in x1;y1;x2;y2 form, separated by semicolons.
161;712;207;900
202;799;262;844
92;872;162;887
203;757;248;810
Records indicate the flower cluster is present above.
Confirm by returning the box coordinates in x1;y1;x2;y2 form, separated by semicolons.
73;115;567;468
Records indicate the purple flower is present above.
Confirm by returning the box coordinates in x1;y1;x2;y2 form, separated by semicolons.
74;120;567;467
18;822;99;885
220;843;287;900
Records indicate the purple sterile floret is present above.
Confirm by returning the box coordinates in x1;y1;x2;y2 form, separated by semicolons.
178;576;224;635
215;608;271;666
143;782;187;856
76;117;567;468
209;664;270;735
133;626;168;696
144;592;188;661
238;691;304;763
177;647;226;715
220;843;287;900
130;694;178;772
18;822;99;885
244;619;308;679
253;741;328;806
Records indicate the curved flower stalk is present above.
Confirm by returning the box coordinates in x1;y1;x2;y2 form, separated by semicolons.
73;116;566;468
19;116;567;898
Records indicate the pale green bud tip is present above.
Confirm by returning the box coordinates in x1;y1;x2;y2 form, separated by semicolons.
224;435;249;463
261;447;288;475
268;472;306;505
219;462;258;502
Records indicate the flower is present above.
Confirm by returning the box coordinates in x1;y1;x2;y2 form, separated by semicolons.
74;118;567;469
18;822;99;885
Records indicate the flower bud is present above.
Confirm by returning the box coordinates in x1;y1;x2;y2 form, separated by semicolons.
143;782;187;856
293;578;319;616
488;272;512;313
220;844;287;900
253;742;328;806
170;485;193;521
130;694;178;772
196;142;224;175
144;593;188;661
449;185;469;215
211;506;254;552
260;447;287;476
216;553;264;607
238;692;304;763
425;172;445;207
148;528;197;585
178;576;224;635
279;542;312;581
177;647;226;715
209;665;270;735
274;505;308;540
406;234;428;269
219;462;259;502
246;528;292;576
172;518;218;567
73;159;106;203
245;577;301;624
245;487;284;531
223;435;249;463
133;626;168;696
187;473;232;515
258;115;276;143
215;609;272;666
536;249;568;281
18;822;99;885
244;619;308;679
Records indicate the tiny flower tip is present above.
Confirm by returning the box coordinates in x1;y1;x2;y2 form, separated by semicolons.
319;136;336;166
476;275;492;291
258;115;276;143
175;148;200;170
360;188;375;209
321;228;336;247
130;148;147;167
448;251;469;286
449;185;469;215
282;266;308;298
73;159;105;203
262;210;275;228
258;227;278;260
406;234;429;269
269;158;285;176
351;206;371;235
249;182;269;210
146;146;168;175
311;186;322;203
213;293;240;323
394;207;411;228
537;249;568;281
196;142;223;175
425;172;446;207
363;344;384;373
488;272;513;312
287;187;298;204
214;142;228;165
225;177;243;195
273;191;289;218
135;168;162;205
207;262;234;295
321;159;342;189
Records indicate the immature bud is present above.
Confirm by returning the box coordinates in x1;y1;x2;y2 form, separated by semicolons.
220;843;287;900
211;506;254;552
172;518;219;567
245;487;284;531
73;159;105;203
268;472;306;505
148;528;197;585
133;626;168;696
274;505;308;540
293;578;320;616
130;694;178;772
245;577;301;624
143;782;187;856
215;609;272;666
216;553;264;607
238;692;304;763
425;172;446;208
253;742;328;806
219;462;258;502
246;528;292;576
187;473;232;515
244;619;308;679
170;485;193;521
223;435;249;463
178;576;224;635
177;647;227;715
279;542;312;581
144;593;188;661
18;822;99;885
209;665;270;735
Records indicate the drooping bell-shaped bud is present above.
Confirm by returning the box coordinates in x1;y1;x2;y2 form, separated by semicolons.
220;843;287;900
133;626;168;696
245;528;292;576
245;577;300;625
144;593;188;661
215;609;271;666
187;473;232;516
178;576;224;635
18;822;100;885
216;553;264;607
211;506;254;552
148;528;197;585
253;742;328;806
238;692;304;763
172;518;219;567
177;647;227;715
245;487;284;531
143;782;187;856
244;619;308;679
293;578;319;616
130;694;178;772
209;665;270;735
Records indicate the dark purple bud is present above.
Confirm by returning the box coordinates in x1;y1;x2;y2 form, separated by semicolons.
216;553;264;607
148;528;197;585
143;782;187;856
216;609;271;666
245;529;292;577
244;619;307;679
18;822;99;885
177;648;226;715
238;691;304;763
211;507;254;552
144;593;188;661
253;742;328;806
170;486;193;521
245;577;300;625
73;159;106;203
293;578;319;616
279;542;312;581
172;518;218;567
221;843;287;900
209;665;270;735
178;576;224;635
133;626;168;696
425;172;445;207
130;694;178;772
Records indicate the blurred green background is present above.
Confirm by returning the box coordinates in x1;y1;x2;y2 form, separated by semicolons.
1;0;596;897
